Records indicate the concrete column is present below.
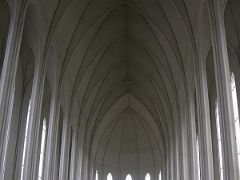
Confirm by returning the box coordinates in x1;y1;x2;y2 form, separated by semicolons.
58;113;71;180
0;1;28;179
21;53;47;180
13;89;30;180
208;1;240;179
195;51;215;180
3;65;23;180
76;129;84;180
81;147;88;180
209;95;221;180
179;95;192;180
52;108;63;180
69;128;77;180
53;145;60;180
174;119;180;180
44;87;60;180
169;137;174;180
186;90;198;180
167;143;172;180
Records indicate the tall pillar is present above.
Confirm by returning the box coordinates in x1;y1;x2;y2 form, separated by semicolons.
12;89;33;180
186;89;198;180
76;127;84;180
52;108;63;180
0;0;29;179
169;134;174;180
195;51;215;180
179;100;190;180
21;52;47;180
174;117;180;180
44;87;60;180
69;128;77;180
59;113;71;180
209;95;221;180
208;1;239;179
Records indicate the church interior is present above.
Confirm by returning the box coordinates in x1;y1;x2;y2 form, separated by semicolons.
0;0;240;180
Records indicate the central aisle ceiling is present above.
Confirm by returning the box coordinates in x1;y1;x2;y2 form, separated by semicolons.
22;0;212;176
19;0;240;178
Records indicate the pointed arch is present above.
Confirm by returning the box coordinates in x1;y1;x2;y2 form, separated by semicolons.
126;174;132;180
159;171;162;180
145;173;150;180
107;173;113;180
95;170;99;180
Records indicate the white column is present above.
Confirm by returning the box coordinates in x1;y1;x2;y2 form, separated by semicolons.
210;96;221;180
186;90;198;180
179;103;189;180
21;53;47;180
0;1;29;179
12;86;33;180
208;1;240;179
174;120;180;180
195;52;215;180
58;113;71;180
76;126;85;180
52;109;63;180
44;87;60;180
69;128;77;180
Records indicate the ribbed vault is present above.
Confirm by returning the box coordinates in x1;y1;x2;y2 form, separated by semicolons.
56;2;190;179
39;0;200;179
1;0;240;179
12;0;239;179
95;106;160;179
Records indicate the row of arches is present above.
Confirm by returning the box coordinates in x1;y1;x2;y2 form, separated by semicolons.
96;171;162;180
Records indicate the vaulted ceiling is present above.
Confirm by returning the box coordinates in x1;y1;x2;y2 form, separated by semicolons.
1;0;239;178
